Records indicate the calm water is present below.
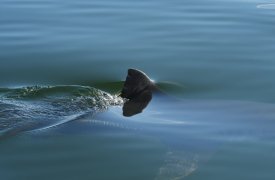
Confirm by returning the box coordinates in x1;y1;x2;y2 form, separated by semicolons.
1;0;275;179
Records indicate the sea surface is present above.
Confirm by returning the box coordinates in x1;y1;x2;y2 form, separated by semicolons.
1;0;275;179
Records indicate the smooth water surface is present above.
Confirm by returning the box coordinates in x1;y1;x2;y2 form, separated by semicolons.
1;0;275;179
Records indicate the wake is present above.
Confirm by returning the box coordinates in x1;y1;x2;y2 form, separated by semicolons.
0;85;123;138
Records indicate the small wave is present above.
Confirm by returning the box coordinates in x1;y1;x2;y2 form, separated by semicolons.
257;3;275;9
0;85;124;137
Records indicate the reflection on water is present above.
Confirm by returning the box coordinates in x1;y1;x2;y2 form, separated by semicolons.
1;88;275;179
122;93;152;117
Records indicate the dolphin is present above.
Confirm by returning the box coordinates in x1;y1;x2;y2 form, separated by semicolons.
0;69;155;138
120;68;156;116
1;69;275;180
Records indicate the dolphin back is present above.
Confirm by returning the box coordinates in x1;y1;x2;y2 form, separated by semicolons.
120;69;154;100
120;69;154;116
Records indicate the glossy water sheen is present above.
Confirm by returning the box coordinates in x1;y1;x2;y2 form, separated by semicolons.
1;0;275;179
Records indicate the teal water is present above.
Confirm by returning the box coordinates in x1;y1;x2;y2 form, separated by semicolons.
1;0;275;179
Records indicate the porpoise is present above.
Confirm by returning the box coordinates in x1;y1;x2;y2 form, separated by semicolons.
120;68;156;116
0;69;156;138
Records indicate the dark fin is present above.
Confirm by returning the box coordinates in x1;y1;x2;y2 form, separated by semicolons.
120;69;154;100
122;89;152;117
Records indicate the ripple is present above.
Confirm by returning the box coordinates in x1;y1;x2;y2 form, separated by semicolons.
257;3;275;9
0;85;123;137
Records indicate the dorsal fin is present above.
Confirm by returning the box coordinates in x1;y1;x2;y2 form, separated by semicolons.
120;69;153;100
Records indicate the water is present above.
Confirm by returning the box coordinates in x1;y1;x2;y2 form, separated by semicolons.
1;0;275;179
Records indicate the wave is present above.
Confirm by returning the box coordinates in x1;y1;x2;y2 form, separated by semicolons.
0;85;123;138
257;4;275;9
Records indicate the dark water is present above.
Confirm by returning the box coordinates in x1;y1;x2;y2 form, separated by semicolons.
1;0;275;179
